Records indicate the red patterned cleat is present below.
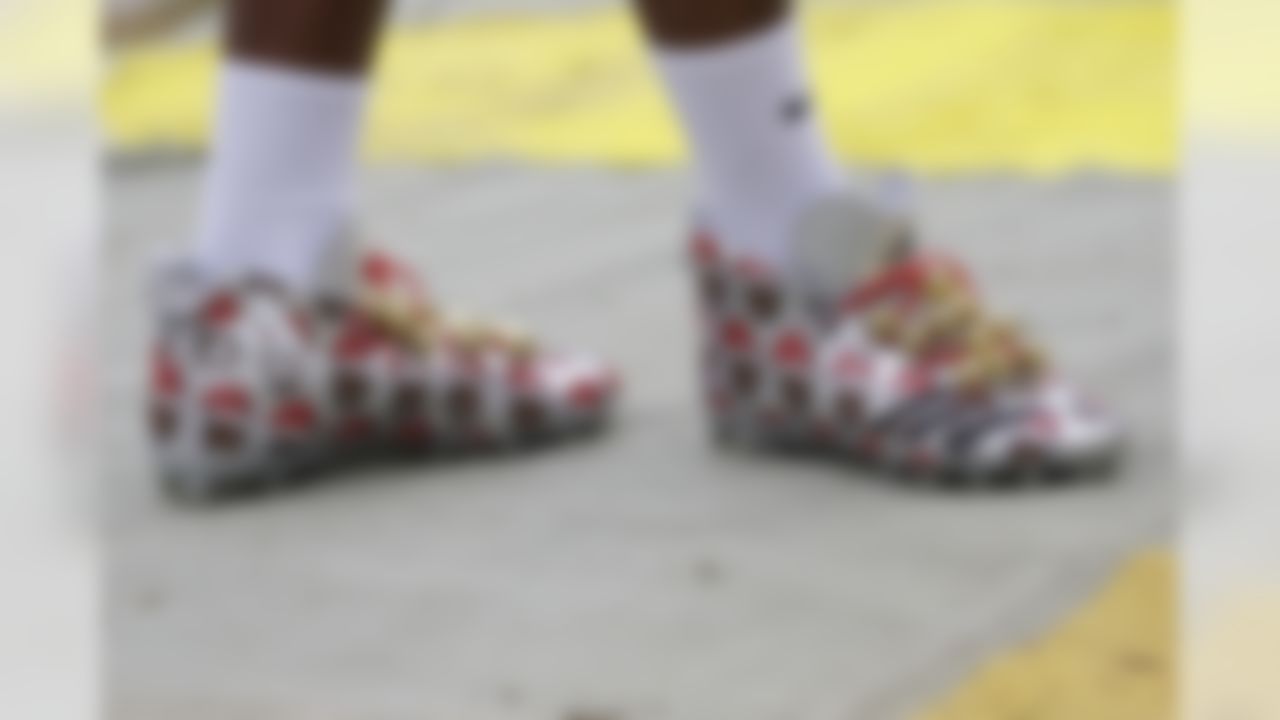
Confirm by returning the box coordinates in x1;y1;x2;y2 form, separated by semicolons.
147;239;618;500
691;195;1123;487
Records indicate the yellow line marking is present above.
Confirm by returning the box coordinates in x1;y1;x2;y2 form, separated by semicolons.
104;2;1173;174
916;549;1175;720
1188;588;1280;718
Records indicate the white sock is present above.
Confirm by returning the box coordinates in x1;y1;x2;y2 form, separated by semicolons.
654;19;847;265
195;61;365;289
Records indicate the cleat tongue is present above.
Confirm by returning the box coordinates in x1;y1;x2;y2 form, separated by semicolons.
791;192;914;304
308;225;369;305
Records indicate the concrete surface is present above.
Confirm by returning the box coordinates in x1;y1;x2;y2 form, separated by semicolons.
105;162;1173;719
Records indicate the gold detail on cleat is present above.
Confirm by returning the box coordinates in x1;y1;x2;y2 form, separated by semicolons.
350;246;540;359
936;296;979;344
901;318;933;355
446;314;488;353
869;305;906;345
471;320;506;349
955;354;991;394
924;267;961;303
1009;342;1048;384
857;242;1056;393
360;288;436;351
439;313;539;356
501;325;539;359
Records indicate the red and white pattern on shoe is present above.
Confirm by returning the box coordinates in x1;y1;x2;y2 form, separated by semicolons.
313;245;618;453
691;228;1122;483
148;259;325;498
147;245;617;499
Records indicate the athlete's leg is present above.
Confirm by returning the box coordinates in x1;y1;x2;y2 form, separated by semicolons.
634;0;1122;483
634;0;785;46
194;0;388;288
636;0;845;265
151;0;618;500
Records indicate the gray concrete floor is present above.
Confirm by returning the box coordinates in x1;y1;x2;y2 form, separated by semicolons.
105;162;1173;720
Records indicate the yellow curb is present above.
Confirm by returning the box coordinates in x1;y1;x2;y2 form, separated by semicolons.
916;549;1175;720
103;1;1174;175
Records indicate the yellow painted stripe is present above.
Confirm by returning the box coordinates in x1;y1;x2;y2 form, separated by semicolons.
104;2;1174;174
916;550;1175;720
1188;588;1280;718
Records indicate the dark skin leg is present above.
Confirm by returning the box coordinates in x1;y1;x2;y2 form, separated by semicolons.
633;0;787;48
227;0;390;74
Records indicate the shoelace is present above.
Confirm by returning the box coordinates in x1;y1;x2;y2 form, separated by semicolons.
354;257;538;360
852;241;1047;393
